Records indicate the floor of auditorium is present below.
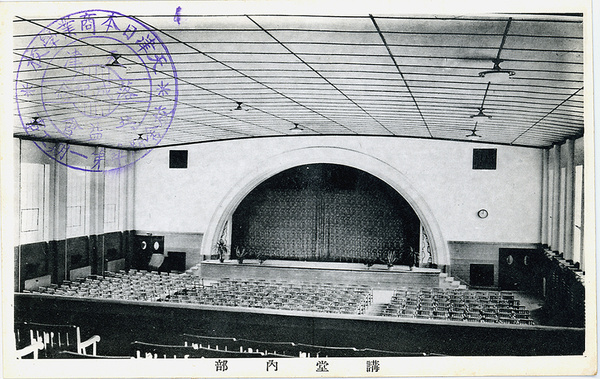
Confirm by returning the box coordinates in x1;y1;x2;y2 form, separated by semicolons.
16;265;585;358
27;268;546;326
196;281;546;323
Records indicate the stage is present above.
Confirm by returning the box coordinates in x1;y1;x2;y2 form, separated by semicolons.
194;259;443;289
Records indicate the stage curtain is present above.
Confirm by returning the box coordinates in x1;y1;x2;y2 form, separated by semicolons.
231;164;419;264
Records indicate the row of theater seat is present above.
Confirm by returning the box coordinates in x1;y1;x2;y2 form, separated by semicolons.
380;287;535;325
171;277;373;314
543;249;584;280
28;270;373;316
29;271;202;302
15;321;439;359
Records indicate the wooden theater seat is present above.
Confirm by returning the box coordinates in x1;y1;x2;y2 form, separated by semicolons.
15;322;101;358
16;340;44;359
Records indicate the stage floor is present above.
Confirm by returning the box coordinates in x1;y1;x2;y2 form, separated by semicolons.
194;259;442;289
201;259;440;271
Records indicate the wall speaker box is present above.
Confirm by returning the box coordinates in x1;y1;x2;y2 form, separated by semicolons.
151;236;165;254
498;248;537;291
134;235;152;270
169;150;188;169
472;148;497;170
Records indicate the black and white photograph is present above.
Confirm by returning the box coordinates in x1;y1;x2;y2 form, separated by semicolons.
1;0;596;377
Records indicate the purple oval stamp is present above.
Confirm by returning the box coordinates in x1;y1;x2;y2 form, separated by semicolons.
15;10;178;172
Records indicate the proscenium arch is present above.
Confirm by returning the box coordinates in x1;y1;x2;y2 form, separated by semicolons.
201;145;450;266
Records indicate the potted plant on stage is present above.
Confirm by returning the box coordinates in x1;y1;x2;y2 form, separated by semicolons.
364;251;377;269
256;251;267;264
403;247;418;270
385;251;397;269
215;222;229;263
235;246;248;264
215;239;227;263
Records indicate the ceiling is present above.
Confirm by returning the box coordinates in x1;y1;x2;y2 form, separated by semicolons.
13;11;584;150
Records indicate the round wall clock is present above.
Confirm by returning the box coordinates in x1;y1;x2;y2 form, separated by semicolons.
477;209;489;219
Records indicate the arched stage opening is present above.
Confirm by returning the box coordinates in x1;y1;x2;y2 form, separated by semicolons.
201;146;450;268
231;163;421;265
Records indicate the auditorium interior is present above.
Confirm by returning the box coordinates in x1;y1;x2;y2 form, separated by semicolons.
6;6;593;367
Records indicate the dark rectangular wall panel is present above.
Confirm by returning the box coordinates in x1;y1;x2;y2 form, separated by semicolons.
165;252;186;272
90;234;100;275
66;236;90;270
51;240;65;284
14;246;19;291
17;231;136;287
169;150;188;169
20;242;49;282
104;232;125;271
470;264;494;287
123;230;134;271
473;149;497;170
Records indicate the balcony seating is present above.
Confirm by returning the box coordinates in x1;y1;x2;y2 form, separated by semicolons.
15;322;101;358
15;340;44;359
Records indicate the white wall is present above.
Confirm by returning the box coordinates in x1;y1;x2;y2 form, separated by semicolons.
134;136;542;250
15;139;136;244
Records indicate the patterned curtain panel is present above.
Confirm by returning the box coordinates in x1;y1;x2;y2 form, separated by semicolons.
232;164;420;265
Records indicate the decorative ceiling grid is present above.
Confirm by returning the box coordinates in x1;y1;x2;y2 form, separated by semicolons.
13;13;584;149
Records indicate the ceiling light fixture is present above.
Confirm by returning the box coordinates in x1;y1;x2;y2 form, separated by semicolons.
135;133;147;141
106;53;124;68
26;116;44;127
232;101;249;112
478;18;515;82
470;108;492;119
104;52;127;78
478;58;515;81
290;123;303;133
463;122;482;138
